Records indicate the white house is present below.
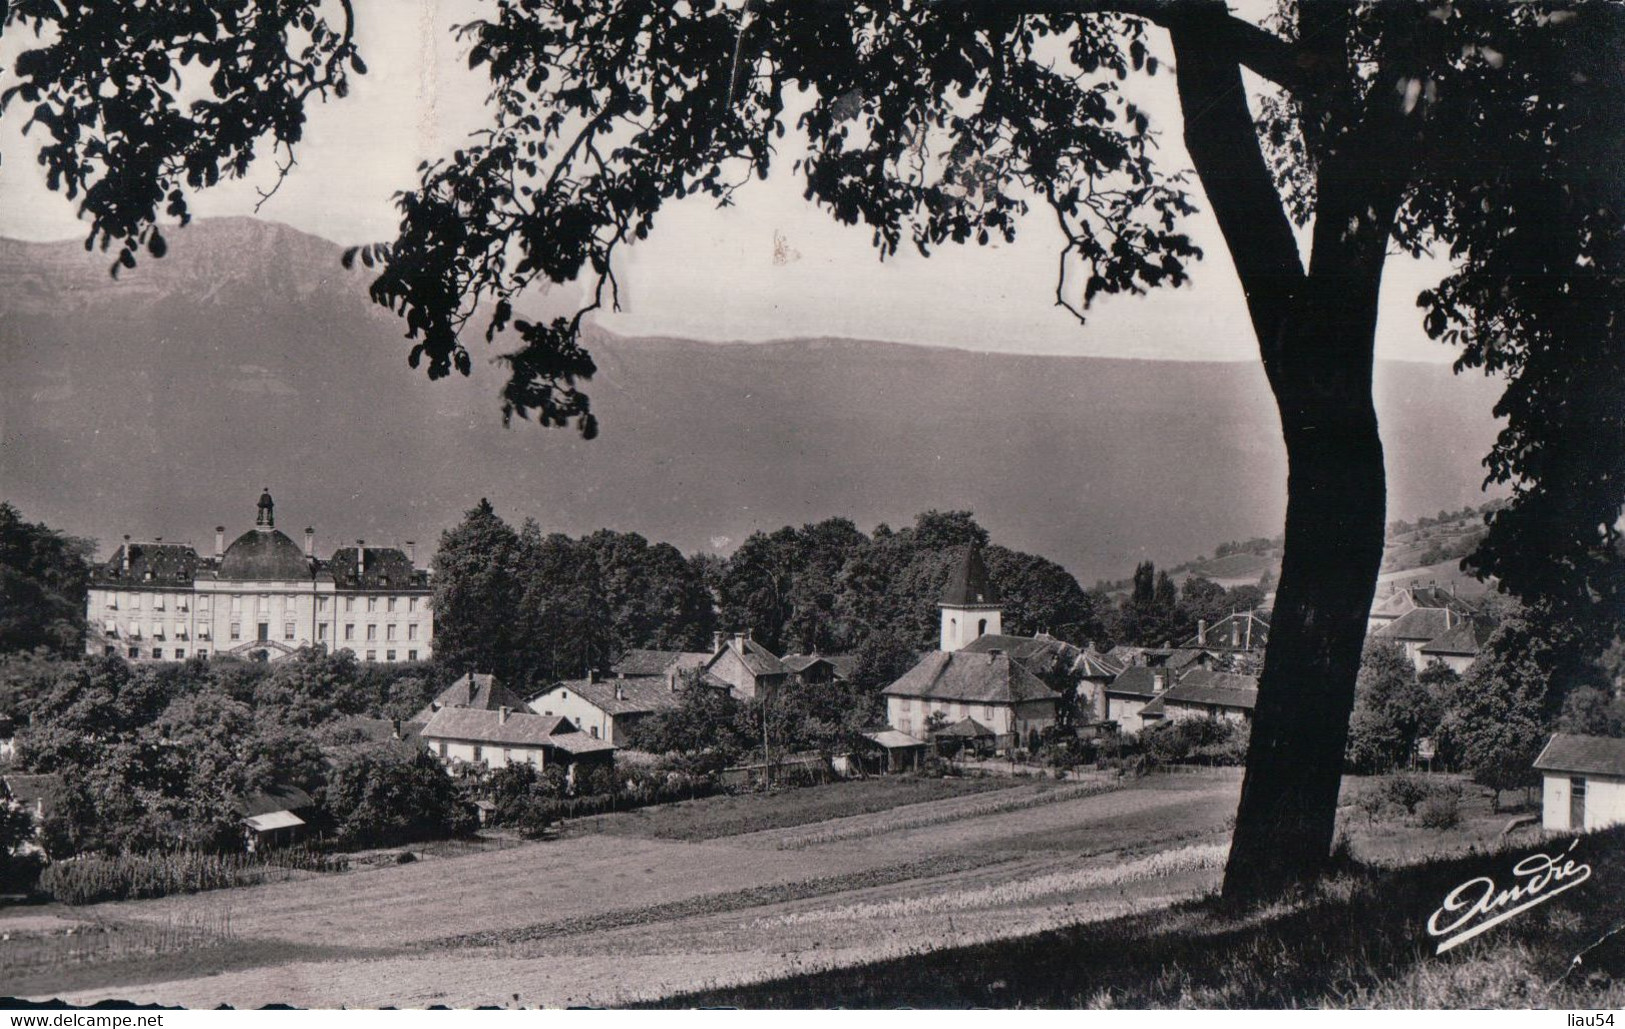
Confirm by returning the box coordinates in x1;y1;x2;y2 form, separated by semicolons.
1534;733;1625;832
530;672;728;745
419;706;617;781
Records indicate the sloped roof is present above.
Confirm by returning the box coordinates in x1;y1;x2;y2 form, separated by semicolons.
92;542;204;588
1374;608;1459;642
610;649;708;678
537;676;686;717
244;811;305;832
412;673;533;724
327;545;425;591
711;637;787;678
1105;665;1177;698
781;653;836;674
937;716;997;738
881;651;1058;705
1534;733;1625;777
2;773;63;810
420;707;605;750
1161;671;1259;709
865;729;927;749
1419;619;1496;656
941;546;999;606
960;633;1123;680
1183;611;1271;651
1370;585;1479;620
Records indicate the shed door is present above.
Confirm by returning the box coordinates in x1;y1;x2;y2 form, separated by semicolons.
1571;777;1587;829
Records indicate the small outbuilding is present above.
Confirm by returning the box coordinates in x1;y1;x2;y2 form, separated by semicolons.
231;785;315;853
1533;733;1625;832
859;729;928;774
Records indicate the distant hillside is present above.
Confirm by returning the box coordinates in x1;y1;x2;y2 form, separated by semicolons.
0;218;1507;582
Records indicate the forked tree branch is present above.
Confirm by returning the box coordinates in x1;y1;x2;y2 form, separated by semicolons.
930;0;1316;94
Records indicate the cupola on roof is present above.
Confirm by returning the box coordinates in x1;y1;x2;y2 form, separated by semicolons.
220;490;312;580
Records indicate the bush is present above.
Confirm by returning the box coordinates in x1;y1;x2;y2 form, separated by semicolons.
325;745;477;848
1417;790;1461;829
1381;773;1431;815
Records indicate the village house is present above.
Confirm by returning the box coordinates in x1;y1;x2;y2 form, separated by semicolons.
530;671;729;745
411;671;534;724
779;653;845;686
1102;665;1178;734
609;648;710;682
960;632;1123;723
702;631;789;701
880;548;1064;749
1414;618;1497;675
883;650;1059;747
1138;670;1258;725
1367;582;1479;635
419;706;617;782
1533;733;1625;833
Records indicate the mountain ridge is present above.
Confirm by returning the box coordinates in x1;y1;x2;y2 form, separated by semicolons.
0;217;1505;582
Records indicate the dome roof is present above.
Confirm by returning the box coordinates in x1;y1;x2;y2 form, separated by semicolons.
219;528;312;581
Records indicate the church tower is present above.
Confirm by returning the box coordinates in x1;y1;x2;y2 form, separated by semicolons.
939;545;1002;652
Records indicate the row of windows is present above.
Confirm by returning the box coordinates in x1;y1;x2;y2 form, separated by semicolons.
109;646;420;663
100;593;426;614
895;698;999;721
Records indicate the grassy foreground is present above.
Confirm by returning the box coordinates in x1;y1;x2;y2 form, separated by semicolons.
645;825;1625;1009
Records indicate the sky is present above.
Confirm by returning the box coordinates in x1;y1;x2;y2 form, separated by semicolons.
0;0;1458;363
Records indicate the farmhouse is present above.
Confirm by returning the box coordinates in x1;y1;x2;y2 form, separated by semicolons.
610;648;710;682
1533;733;1625;833
420;706;617;782
1367;582;1479;635
883;651;1058;746
1102;665;1177;734
1415;619;1496;674
780;653;845;685
530;672;728;745
961;632;1122;722
1138;670;1257;725
703;631;789;700
412;671;534;724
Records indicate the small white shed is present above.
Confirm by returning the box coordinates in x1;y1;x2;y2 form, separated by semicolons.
1533;733;1625;833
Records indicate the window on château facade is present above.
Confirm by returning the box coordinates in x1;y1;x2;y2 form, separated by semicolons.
230;623;241;641
386;625;396;641
386;650;396;662
367;597;377;613
154;595;165;611
366;625;376;641
231;595;243;613
408;650;418;661
365;650;377;662
408;625;418;640
344;624;354;640
387;598;396;612
284;622;295;641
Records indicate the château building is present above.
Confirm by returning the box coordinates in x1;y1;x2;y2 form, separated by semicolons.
84;491;432;664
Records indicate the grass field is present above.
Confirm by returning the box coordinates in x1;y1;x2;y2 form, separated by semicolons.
7;769;1610;1009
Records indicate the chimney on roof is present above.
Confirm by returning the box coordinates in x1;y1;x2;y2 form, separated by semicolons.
122;535;131;572
406;540;416;565
587;669;596;684
615;684;625;702
356;539;366;576
732;632;747;655
215;527;225;560
1153;671;1167;694
499;706;510;723
303;527;315;558
712;631;726;654
1197;619;1208;645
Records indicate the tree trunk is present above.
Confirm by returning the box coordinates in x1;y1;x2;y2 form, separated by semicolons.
1168;20;1412;901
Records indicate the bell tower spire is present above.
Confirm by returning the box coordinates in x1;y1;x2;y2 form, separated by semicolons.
939;545;1002;651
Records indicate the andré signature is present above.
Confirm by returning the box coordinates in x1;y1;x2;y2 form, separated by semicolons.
1427;838;1591;955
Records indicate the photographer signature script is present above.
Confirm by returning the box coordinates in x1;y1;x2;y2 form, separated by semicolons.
1428;838;1591;955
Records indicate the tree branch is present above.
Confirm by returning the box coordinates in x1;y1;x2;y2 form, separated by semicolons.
930;0;1315;94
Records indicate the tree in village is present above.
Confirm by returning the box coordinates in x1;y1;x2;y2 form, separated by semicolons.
0;503;94;657
7;2;1622;902
431;499;524;681
1343;641;1439;774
